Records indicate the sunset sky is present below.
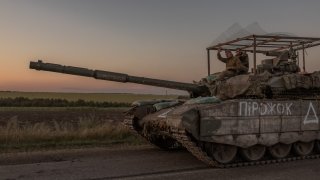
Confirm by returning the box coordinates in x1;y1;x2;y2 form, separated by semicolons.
1;0;320;95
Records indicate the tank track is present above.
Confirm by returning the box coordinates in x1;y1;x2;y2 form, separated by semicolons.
123;115;320;168
123;115;144;138
171;127;320;168
123;115;180;149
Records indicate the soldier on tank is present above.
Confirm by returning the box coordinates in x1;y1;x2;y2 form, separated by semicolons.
235;48;249;73
216;48;247;80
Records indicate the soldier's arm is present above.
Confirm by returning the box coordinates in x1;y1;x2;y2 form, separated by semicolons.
236;57;249;72
217;52;228;63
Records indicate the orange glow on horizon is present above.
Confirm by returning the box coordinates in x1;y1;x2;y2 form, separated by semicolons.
1;1;320;94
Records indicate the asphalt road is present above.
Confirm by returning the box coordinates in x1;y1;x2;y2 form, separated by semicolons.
1;145;320;180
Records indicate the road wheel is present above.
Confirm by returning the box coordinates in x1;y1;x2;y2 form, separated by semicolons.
293;141;314;156
268;143;291;159
240;145;266;161
210;143;237;164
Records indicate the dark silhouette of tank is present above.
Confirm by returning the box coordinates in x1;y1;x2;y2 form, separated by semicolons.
29;34;320;167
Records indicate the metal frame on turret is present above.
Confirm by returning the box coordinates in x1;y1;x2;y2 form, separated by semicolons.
206;35;320;75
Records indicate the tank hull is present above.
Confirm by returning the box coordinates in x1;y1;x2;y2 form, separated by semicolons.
128;99;320;167
198;99;319;146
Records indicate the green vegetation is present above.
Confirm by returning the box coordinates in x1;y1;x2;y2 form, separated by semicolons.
0;97;130;107
0;116;145;152
0;91;176;152
0;106;128;111
0;91;178;103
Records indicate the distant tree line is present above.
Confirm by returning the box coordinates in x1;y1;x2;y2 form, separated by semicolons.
0;97;130;107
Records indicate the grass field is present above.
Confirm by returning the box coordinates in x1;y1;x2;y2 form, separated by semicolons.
0;91;177;152
0;116;145;153
0;91;178;103
0;107;145;152
0;91;170;153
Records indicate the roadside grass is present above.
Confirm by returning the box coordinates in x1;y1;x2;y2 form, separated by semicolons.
0;116;145;153
0;91;176;152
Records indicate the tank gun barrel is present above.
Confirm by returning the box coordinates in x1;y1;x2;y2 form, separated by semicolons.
29;60;208;96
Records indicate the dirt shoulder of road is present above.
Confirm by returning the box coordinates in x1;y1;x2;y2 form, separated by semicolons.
0;144;154;166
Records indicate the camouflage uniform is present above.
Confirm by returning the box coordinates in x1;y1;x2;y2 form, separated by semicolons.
216;52;246;80
237;52;249;73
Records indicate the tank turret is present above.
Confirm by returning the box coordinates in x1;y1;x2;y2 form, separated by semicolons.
29;60;209;97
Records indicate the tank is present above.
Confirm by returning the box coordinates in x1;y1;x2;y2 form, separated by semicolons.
29;34;320;168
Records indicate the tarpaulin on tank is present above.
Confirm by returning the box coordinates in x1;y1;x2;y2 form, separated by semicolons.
132;99;171;106
153;101;180;111
208;71;273;99
185;96;221;104
214;74;251;99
